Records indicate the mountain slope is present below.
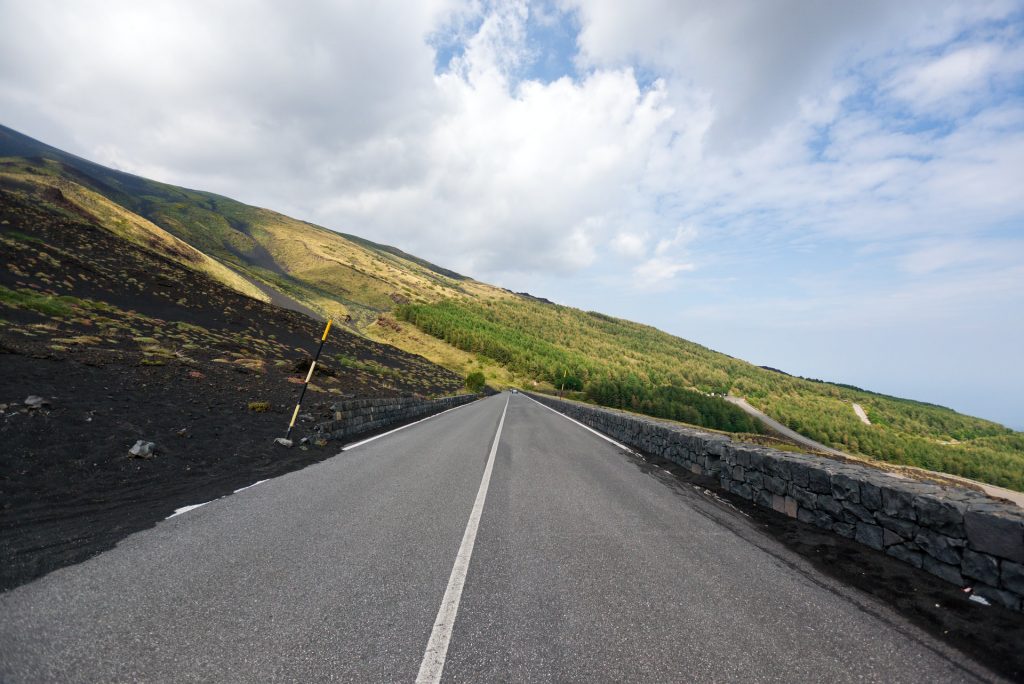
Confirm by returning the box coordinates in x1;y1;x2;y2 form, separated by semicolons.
0;176;470;589
0;124;502;327
395;297;1023;489
0;158;269;303
2;123;1021;491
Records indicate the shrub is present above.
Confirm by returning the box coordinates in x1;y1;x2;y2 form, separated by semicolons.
465;371;486;393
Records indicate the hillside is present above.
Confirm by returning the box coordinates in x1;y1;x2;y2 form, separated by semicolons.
396;298;1023;490
0;173;467;589
0;124;502;324
2;123;1021;492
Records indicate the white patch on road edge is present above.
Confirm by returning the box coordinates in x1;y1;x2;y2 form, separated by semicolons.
167;502;210;519
166;479;270;519
341;400;477;452
416;394;509;684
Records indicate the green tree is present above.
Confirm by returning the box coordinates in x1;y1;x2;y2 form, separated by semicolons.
465;371;486;393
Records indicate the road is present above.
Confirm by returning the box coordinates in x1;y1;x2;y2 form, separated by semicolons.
726;396;1024;509
0;393;1001;682
852;402;872;426
725;396;849;458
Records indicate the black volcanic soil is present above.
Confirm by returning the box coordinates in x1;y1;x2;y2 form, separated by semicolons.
0;185;463;591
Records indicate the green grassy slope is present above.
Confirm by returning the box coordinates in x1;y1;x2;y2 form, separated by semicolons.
0;125;501;328
2;123;1021;490
396;297;1024;491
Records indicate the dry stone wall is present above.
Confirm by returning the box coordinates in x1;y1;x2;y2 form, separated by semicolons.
525;392;1024;612
314;394;478;443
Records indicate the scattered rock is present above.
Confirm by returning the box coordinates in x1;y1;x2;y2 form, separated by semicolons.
274;437;293;448
129;440;156;459
299;413;314;422
176;428;188;437
24;395;51;410
299;436;310;445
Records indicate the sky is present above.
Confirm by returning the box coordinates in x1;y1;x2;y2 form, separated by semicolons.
1;0;1023;428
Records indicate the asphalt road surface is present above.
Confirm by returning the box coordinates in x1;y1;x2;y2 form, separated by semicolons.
0;393;1004;682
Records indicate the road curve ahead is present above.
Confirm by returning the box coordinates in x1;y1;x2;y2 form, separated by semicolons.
0;393;1002;682
725;395;849;458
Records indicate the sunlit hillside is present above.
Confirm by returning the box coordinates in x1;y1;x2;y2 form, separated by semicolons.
396;297;1024;491
2;123;1021;492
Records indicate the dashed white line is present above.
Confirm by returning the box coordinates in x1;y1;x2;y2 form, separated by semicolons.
167;479;270;519
415;394;509;684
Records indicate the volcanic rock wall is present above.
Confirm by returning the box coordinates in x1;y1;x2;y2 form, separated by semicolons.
525;392;1024;612
314;394;478;443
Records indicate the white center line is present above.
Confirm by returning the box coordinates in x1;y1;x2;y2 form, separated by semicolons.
415;394;510;684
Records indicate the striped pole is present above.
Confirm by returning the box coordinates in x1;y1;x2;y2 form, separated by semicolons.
284;318;332;440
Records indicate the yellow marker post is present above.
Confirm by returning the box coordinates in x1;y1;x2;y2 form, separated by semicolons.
283;319;333;441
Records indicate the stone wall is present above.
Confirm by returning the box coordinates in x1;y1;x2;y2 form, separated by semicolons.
525;392;1024;612
314;394;478;443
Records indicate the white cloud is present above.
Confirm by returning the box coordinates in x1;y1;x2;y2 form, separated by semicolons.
888;43;1024;112
900;239;1024;275
654;224;697;256
632;256;694;291
610;231;648;258
1;0;1023;423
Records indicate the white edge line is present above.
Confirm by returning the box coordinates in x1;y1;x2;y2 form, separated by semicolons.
341;399;478;452
167;502;210;519
415;395;509;684
521;392;636;454
167;478;271;520
234;479;268;493
165;398;484;520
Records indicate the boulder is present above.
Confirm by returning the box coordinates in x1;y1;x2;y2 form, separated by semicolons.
129;440;156;459
24;395;51;410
